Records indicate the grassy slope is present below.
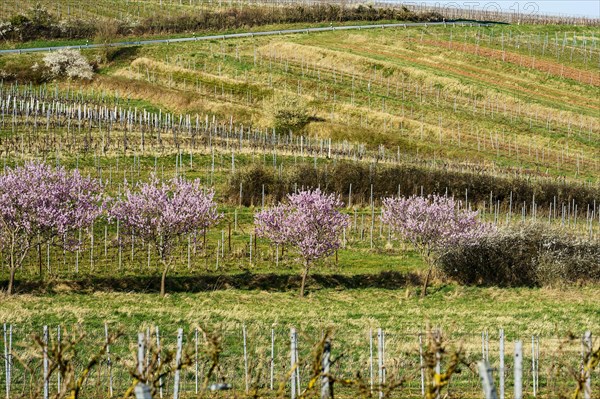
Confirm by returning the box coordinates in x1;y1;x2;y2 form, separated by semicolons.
80;24;599;180
1;24;598;179
3;286;598;336
0;24;596;275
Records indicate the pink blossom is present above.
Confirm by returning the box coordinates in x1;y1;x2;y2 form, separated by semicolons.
382;194;494;297
0;162;103;294
382;194;491;252
109;177;221;296
255;189;349;296
255;188;349;262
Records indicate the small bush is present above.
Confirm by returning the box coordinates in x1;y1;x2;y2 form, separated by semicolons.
0;58;48;84
438;225;600;286
266;93;311;133
43;49;93;80
226;164;289;206
536;238;600;285
5;4;57;41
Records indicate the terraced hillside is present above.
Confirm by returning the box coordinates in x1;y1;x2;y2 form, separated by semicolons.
69;23;600;179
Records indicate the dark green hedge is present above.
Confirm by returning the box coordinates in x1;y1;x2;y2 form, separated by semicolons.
226;161;599;208
438;226;600;286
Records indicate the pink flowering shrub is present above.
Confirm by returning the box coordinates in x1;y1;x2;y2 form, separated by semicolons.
0;162;103;295
109;177;220;296
255;188;349;297
382;194;493;297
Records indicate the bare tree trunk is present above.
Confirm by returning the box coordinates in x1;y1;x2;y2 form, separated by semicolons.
421;264;433;298
299;260;310;297
160;257;171;297
7;267;16;296
160;266;168;297
421;249;434;298
37;242;43;281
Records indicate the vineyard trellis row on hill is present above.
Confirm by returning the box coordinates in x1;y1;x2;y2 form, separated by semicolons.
0;85;597;180
0;129;598;222
131;48;599;134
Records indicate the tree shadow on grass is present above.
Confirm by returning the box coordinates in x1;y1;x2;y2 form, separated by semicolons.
5;271;422;295
107;45;139;63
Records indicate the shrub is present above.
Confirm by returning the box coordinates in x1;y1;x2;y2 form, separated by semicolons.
0;58;48;84
5;4;57;41
438;225;600;286
226;164;290;206
94;19;121;63
536;236;600;285
0;4;439;43
226;161;600;209
43;49;93;80
266;93;311;133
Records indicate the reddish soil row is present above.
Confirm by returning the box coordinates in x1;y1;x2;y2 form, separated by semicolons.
425;39;600;87
336;42;598;112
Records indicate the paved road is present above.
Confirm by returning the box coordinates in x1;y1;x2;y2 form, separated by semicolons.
0;21;488;55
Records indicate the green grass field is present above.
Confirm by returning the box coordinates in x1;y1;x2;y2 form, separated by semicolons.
1;286;598;398
4;285;598;338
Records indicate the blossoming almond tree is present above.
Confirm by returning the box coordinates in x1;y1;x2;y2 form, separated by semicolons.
109;177;220;297
255;188;349;297
382;194;492;298
0;162;103;295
